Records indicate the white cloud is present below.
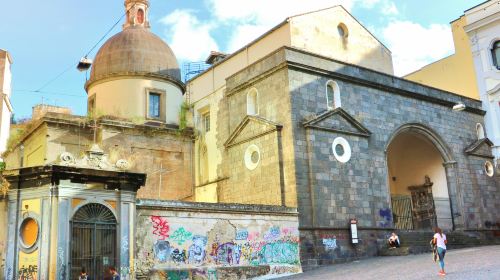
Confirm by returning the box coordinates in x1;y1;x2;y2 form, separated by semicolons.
382;20;454;76
357;0;381;9
206;0;355;25
381;1;398;15
160;9;219;62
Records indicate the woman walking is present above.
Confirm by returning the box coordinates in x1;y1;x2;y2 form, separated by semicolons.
433;227;447;276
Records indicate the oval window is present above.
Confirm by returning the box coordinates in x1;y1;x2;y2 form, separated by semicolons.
244;144;261;170
332;137;351;163
20;217;39;249
485;161;494;177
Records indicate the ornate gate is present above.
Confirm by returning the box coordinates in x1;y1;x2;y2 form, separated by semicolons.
70;203;117;280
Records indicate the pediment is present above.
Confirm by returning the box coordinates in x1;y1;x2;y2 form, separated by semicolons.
302;108;371;137
464;137;494;159
224;115;283;148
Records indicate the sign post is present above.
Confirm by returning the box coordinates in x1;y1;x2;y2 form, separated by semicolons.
350;218;358;244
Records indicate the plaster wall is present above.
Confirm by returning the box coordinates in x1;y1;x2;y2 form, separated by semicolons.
289;7;393;75
404;16;479;99
0;50;12;154
387;133;448;198
465;2;500;158
88;78;183;125
135;200;300;279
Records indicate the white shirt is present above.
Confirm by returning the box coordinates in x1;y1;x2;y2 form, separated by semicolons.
434;233;447;249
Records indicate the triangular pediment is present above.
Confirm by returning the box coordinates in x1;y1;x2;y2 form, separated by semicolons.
464;137;494;159
302;108;371;137
224;115;283;148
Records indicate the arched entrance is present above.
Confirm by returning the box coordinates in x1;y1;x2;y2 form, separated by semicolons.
70;203;117;279
387;125;453;231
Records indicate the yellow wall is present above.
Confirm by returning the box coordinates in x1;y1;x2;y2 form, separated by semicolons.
404;16;479;99
387;133;448;198
88;77;184;125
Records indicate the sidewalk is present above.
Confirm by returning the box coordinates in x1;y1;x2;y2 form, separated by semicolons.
280;245;500;280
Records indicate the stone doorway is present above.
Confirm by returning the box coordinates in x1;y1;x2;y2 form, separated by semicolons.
70;203;118;279
387;129;452;230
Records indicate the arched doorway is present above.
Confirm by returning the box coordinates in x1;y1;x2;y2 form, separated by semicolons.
387;126;453;231
70;203;117;279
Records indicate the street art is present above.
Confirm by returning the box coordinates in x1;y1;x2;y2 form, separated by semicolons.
171;227;193;245
138;215;301;278
18;265;37;280
379;208;392;227
188;236;207;264
151;216;170;240
235;229;249;240
154;240;171;262
322;238;337;250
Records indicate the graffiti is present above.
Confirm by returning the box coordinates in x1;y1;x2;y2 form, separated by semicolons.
167;270;190;280
171;227;193;245
264;226;281;240
154;240;172;263
18;265;37;280
121;266;131;279
7;267;13;280
320;233;348;240
151;216;170;240
247;231;260;241
171;248;187;263
235;229;249;240
122;238;129;252
379;208;392;227
188;235;208;264
322;238;337;250
215;242;241;265
207;268;217;280
57;247;66;280
261;242;299;264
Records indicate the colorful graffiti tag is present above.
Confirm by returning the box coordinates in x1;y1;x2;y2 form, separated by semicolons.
151;216;170;240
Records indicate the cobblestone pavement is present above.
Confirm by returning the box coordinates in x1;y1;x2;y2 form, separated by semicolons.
281;245;500;280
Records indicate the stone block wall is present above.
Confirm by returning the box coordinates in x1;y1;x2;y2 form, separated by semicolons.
135;200;300;279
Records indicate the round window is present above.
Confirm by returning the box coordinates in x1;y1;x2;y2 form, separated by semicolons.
20;217;39;249
332;137;351;163
484;161;494;177
244;144;261;170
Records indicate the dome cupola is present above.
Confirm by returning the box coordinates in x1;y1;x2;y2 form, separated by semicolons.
85;0;184;125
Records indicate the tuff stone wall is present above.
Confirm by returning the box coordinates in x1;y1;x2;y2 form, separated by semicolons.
223;46;500;268
135;200;300;279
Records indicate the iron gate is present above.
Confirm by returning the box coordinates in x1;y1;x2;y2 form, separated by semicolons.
391;195;413;230
70;203;117;280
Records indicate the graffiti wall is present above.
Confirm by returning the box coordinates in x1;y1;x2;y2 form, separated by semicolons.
135;200;301;279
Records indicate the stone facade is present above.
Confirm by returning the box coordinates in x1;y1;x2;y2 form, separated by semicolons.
214;46;500;268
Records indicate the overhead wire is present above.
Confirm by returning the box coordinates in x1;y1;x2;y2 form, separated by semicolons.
30;3;136;94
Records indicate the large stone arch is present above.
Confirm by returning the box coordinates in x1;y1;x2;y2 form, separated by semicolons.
385;123;462;230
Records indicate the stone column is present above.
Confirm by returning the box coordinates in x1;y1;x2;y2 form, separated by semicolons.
443;161;465;230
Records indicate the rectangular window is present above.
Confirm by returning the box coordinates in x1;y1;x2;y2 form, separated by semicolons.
149;93;161;119
202;111;210;132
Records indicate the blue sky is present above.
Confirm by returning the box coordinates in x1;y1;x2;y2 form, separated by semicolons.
1;0;483;119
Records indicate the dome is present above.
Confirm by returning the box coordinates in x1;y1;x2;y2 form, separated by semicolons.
86;27;182;89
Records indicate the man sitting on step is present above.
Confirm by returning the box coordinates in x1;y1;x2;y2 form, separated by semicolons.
388;232;400;248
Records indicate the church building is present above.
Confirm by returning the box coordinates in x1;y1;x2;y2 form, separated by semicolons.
1;1;499;279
